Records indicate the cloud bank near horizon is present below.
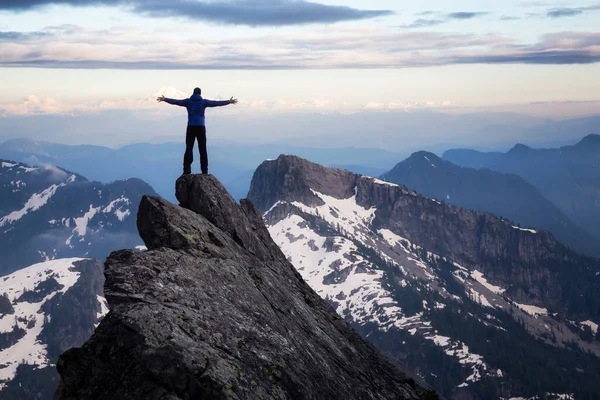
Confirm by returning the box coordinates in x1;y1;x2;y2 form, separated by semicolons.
1;26;599;69
0;0;392;26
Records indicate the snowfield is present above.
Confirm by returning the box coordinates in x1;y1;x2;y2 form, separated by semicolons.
0;259;108;388
266;189;494;387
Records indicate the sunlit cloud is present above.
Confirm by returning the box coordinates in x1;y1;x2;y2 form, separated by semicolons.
0;87;458;117
1;26;599;70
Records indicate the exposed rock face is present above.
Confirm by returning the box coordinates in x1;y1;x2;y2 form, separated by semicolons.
55;174;436;400
247;155;600;399
248;156;600;321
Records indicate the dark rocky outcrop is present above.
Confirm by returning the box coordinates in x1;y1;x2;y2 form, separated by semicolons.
55;174;436;400
0;295;14;316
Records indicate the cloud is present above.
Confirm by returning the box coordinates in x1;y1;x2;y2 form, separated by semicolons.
500;16;521;21
0;89;459;117
450;50;600;65
0;0;120;10
547;4;600;18
0;95;84;116
448;12;488;19
0;0;392;26
400;19;445;29
401;11;487;29
0;30;52;40
547;7;584;17
0;26;598;71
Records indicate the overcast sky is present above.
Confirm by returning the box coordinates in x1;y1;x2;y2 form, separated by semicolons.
0;0;599;117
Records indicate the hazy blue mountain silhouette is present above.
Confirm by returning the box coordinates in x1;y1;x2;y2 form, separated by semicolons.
382;151;600;257
444;134;600;241
0;138;403;202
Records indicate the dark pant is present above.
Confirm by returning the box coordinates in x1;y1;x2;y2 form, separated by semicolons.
184;125;207;174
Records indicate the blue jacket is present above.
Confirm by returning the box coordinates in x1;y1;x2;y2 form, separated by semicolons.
165;93;230;126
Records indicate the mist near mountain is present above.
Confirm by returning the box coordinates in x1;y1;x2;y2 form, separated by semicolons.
1;108;598;152
0;138;403;202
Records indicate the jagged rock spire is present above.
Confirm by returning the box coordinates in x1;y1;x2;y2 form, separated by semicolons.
55;174;436;400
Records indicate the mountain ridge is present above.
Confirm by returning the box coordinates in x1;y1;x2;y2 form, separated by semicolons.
381;150;600;257
247;154;600;399
0;159;153;274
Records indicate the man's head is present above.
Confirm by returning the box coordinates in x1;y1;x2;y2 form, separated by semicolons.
193;87;201;95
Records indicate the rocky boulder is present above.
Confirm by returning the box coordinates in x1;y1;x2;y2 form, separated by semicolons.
55;174;436;400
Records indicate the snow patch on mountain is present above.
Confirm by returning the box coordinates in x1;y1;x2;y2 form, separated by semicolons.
269;214;402;329
0;259;84;388
505;394;574;400
581;320;598;335
267;198;493;387
74;205;100;237
0;183;66;227
372;178;399;187
291;188;376;243
96;295;109;325
470;270;506;295
512;225;537;234
66;197;132;246
1;162;37;173
514;302;548;317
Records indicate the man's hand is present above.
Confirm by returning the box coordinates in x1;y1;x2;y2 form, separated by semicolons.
230;97;238;105
157;95;165;102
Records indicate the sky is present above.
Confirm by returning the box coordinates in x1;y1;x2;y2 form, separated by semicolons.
0;0;599;121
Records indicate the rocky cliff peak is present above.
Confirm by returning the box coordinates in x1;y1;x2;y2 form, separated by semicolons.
248;155;360;213
55;174;435;400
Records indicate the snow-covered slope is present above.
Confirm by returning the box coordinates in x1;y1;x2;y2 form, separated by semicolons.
248;155;600;400
0;160;154;274
0;258;106;396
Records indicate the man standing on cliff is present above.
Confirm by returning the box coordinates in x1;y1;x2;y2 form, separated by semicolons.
157;88;237;175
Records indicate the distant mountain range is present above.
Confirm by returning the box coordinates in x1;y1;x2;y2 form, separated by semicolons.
0;160;153;274
444;134;600;242
381;151;600;258
248;155;600;399
0;138;403;201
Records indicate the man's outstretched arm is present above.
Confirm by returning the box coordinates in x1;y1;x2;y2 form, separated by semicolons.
204;97;238;107
157;96;189;106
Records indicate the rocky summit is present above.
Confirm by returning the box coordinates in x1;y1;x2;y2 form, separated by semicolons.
55;174;436;400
